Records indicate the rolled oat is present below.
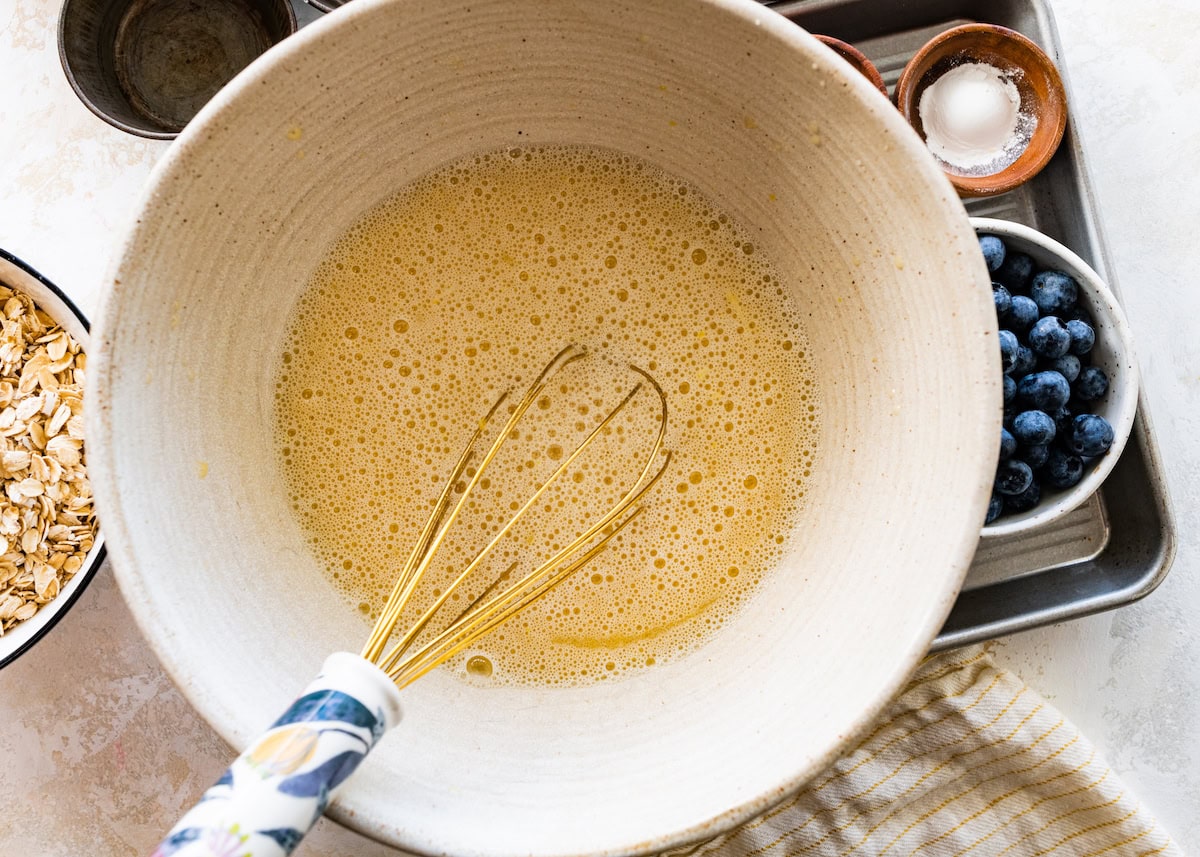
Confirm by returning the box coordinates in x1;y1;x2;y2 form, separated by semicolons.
0;284;96;636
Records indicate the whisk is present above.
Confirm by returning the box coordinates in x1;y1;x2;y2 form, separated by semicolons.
152;345;670;857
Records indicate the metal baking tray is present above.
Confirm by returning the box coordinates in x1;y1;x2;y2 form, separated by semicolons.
769;0;1176;647
286;0;1176;648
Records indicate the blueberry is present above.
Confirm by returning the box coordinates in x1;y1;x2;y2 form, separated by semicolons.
1066;306;1095;327
995;251;1034;293
979;235;1006;273
1030;270;1078;316
1065;414;1115;457
1050;354;1081;383
1075;365;1109;401
1011;345;1038;378
1005;480;1041;513
1003;375;1016;404
1012;409;1056;446
1051;406;1074;437
1000;428;1017;460
993;283;1012;318
1066;319;1095;356
1021;443;1050;469
999;330;1019;374
1017;371;1071;412
1007;296;1039;334
1045;449;1085;490
985;493;1004;525
1028;316;1071;358
995;459;1033;496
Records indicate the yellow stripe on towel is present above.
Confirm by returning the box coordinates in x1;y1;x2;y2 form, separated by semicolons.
668;648;1180;857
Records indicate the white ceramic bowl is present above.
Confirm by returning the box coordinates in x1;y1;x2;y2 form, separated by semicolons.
87;1;1000;854
974;218;1139;538
0;250;106;670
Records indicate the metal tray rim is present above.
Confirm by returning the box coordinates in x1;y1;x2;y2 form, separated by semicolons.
772;0;1177;648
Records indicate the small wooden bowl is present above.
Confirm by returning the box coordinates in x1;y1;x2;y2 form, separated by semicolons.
896;24;1067;197
58;0;296;138
814;35;888;96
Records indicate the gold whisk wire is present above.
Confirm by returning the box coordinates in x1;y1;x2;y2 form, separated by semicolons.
360;345;582;664
359;345;670;688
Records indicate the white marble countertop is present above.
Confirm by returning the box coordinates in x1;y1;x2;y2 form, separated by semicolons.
1;0;1197;853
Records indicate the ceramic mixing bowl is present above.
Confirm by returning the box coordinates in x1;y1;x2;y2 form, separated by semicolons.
87;0;999;854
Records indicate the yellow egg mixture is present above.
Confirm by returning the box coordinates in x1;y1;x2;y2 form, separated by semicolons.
274;145;818;686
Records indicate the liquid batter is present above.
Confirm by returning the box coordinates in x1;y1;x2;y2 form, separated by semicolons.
274;145;819;685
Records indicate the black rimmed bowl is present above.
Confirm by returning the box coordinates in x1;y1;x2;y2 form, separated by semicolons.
0;250;106;671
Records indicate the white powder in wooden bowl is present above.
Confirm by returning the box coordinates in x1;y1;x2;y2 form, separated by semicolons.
919;62;1038;177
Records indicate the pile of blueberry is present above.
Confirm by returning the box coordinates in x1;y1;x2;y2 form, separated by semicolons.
981;233;1115;524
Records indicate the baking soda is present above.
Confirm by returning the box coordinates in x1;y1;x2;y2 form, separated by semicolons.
919;62;1037;176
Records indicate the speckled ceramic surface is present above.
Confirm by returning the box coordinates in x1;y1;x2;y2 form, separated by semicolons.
85;0;998;854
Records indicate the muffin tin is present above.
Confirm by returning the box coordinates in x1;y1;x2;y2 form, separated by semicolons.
771;0;1175;648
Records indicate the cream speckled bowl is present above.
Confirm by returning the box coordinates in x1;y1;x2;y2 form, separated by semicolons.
86;1;999;854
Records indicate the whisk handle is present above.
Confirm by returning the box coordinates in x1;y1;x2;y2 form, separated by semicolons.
150;652;403;857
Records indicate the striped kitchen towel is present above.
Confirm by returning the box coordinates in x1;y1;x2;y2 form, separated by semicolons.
685;647;1180;857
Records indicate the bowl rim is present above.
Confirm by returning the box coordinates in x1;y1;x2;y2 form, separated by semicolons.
86;1;996;853
302;0;342;12
812;34;889;95
972;217;1139;539
895;23;1068;198
0;248;107;672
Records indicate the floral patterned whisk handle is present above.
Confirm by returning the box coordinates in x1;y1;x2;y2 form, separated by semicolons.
150;347;671;856
152;653;403;857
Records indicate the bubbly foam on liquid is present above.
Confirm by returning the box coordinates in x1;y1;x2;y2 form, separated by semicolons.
274;145;819;686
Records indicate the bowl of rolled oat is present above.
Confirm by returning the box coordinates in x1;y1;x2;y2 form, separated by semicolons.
0;249;102;670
